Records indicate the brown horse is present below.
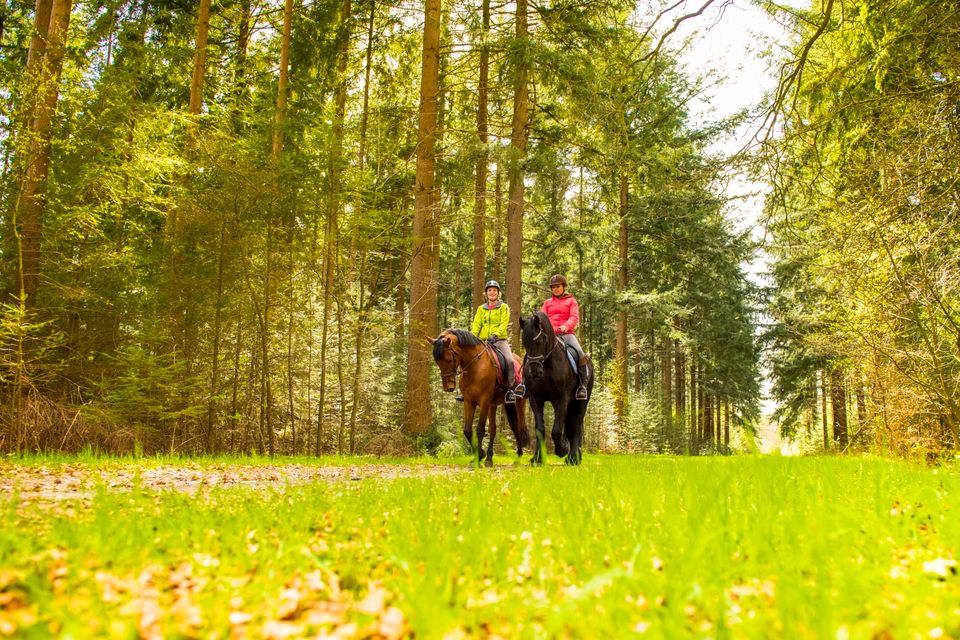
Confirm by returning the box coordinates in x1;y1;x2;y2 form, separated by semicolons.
427;329;528;466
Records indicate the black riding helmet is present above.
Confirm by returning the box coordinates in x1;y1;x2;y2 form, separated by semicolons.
485;279;501;291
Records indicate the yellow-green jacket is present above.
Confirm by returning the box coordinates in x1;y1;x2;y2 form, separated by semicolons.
472;301;510;340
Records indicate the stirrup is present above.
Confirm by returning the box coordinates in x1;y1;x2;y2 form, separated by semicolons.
575;386;588;400
455;395;464;402
505;390;517;404
514;383;525;398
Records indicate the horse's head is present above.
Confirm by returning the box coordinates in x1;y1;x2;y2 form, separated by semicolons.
520;311;557;375
426;330;459;392
520;310;555;352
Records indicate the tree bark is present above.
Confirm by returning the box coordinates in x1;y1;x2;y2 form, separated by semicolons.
318;0;351;450
613;172;629;429
471;0;490;310
230;0;252;129
504;0;528;347
15;0;72;306
348;0;377;453
661;334;672;444
404;0;443;434
831;366;848;449
821;369;830;450
493;168;502;282
188;0;212;117
690;348;699;455
205;217;228;452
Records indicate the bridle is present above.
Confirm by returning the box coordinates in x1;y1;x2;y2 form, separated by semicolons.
437;333;487;383
524;326;562;371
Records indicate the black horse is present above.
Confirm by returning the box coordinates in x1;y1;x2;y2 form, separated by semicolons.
519;310;594;465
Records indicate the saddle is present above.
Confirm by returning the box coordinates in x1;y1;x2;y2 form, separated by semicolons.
565;346;579;374
489;344;522;388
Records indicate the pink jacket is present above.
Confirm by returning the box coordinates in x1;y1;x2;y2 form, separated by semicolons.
542;294;580;334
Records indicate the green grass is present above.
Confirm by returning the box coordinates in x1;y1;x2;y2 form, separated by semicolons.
1;456;958;638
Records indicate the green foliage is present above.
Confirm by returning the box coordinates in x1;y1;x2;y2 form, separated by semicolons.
764;0;960;453
0;0;762;454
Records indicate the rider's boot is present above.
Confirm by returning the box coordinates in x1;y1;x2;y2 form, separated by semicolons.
575;356;589;400
504;373;517;404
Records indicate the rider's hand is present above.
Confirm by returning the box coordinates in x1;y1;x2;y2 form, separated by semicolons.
559;325;567;334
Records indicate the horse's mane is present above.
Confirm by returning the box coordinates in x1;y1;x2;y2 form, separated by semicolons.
434;328;482;359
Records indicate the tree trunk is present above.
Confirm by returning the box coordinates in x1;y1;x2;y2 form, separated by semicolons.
690;348;699;455
504;0;529;347
661;334;672;444
348;0;377;453
188;0;212;117
205;217;228;452
831;366;848;450
613;172;629;429
724;399;730;450
259;0;293;457
316;0;350;453
15;0;72;306
493;168;502;282
404;0;443;434
230;0;251;129
471;0;490;310
674;339;684;414
229;312;244;453
821;369;830;450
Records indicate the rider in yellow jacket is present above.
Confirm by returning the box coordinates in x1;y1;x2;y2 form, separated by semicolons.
471;280;520;403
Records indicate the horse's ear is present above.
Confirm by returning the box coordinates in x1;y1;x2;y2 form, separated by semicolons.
519;315;526;329
443;335;452;347
424;337;435;346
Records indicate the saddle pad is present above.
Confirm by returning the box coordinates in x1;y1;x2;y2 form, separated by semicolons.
565;347;578;374
491;346;508;385
490;345;521;386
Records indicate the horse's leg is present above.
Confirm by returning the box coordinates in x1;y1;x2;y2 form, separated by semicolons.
484;404;497;467
504;398;525;456
476;398;490;464
565;402;585;466
529;396;546;466
552;395;570;458
463;400;478;457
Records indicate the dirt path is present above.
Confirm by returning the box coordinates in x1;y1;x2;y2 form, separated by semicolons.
0;461;486;502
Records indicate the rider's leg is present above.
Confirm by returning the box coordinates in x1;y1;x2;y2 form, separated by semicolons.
497;339;518;403
561;334;589;400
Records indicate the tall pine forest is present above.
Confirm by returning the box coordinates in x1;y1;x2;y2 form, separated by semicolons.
0;0;955;460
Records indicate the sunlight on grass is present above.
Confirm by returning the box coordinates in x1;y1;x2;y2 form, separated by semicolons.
0;456;957;637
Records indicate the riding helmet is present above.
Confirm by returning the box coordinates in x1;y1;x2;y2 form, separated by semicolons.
549;274;567;287
484;279;501;291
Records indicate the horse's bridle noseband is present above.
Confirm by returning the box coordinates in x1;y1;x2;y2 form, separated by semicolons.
525;327;562;369
438;335;486;382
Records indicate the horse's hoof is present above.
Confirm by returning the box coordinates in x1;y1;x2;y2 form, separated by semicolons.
555;443;569;457
484;458;493;468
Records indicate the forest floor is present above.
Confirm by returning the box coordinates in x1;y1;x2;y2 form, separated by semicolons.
0;459;480;503
2;456;958;639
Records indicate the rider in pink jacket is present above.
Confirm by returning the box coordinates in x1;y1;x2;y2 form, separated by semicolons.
541;274;589;400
